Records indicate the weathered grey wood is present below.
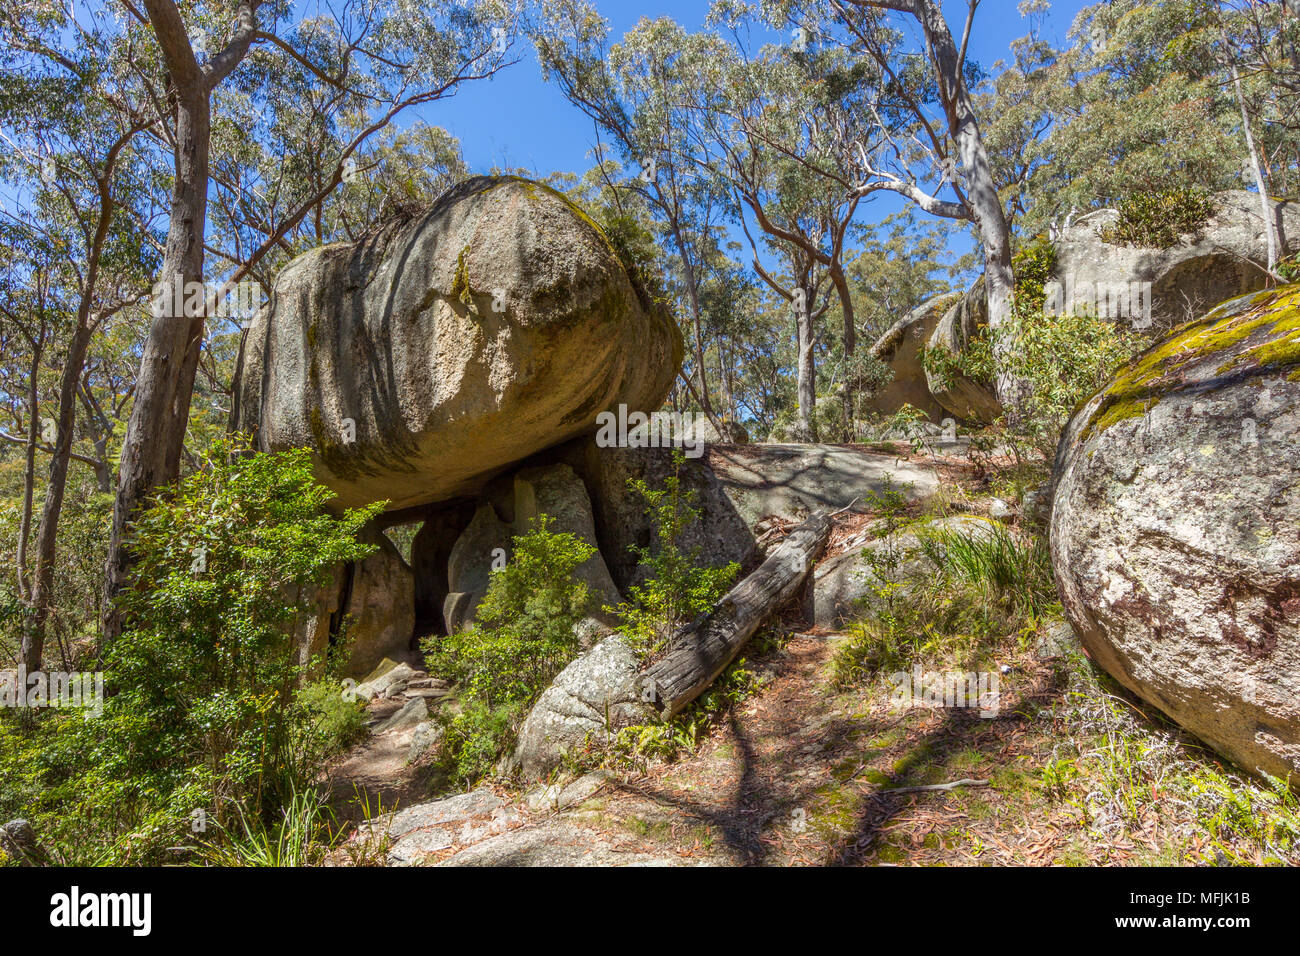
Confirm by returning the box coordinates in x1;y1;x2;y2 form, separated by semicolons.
642;510;831;717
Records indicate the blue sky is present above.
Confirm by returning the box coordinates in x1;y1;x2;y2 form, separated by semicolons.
431;0;1095;180
413;0;1095;268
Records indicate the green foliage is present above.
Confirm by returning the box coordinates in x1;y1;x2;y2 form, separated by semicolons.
1098;187;1217;248
608;451;738;658
1012;236;1059;314
424;515;596;787
298;679;370;756
920;522;1056;619
429;515;594;708
1191;771;1300;865
197;787;339;867
0;438;381;864
998;307;1144;458
831;520;1055;688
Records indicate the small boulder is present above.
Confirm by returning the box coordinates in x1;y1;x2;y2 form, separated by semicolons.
924;281;1002;424
864;292;960;421
0;819;44;866
513;463;622;618
512;636;649;779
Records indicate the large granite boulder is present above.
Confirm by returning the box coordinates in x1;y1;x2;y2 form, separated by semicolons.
1051;284;1300;780
865;292;960;421
1052;190;1300;332
232;175;682;512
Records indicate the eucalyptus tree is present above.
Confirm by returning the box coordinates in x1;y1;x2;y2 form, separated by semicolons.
0;0;165;669
1000;1;1240;239
534;1;743;439
669;16;867;437
102;0;518;640
755;0;1021;407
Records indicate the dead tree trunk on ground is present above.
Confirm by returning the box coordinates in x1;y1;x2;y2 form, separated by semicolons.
643;510;831;717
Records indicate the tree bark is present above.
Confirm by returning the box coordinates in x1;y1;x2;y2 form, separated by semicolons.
102;87;211;641
642;510;831;717
22;320;96;671
794;293;817;441
1232;62;1280;274
909;0;1017;408
16;326;45;603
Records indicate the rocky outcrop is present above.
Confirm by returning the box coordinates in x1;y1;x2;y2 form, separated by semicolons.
513;464;621;617
704;444;940;532
442;503;513;633
570;440;756;592
1053;190;1300;331
924;281;1002;425
1051;284;1300;780
865;292;960;421
232;175;682;513
341;526;416;677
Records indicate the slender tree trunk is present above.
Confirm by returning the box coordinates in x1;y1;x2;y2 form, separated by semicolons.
829;263;856;440
102;89;211;641
22;321;98;671
914;0;1017;409
16;333;45;602
794;288;817;442
1232;62;1279;274
668;219;732;439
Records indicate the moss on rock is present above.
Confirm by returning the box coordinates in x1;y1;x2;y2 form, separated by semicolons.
1084;284;1300;437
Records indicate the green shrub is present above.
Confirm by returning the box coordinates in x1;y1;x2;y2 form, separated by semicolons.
998;307;1143;459
831;520;1055;689
0;437;381;864
608;450;738;658
298;679;369;756
424;514;596;786
1098;187;1217;248
1012;235;1059;314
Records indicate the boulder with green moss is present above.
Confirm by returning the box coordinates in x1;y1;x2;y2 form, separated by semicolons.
1051;284;1300;780
231;175;683;513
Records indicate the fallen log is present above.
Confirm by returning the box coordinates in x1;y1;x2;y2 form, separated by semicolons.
641;510;831;718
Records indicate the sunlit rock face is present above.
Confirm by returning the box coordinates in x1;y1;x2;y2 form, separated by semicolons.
1051;285;1300;780
232;175;682;513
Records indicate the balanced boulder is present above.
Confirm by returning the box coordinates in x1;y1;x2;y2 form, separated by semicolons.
865;292;959;421
232;175;682;512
